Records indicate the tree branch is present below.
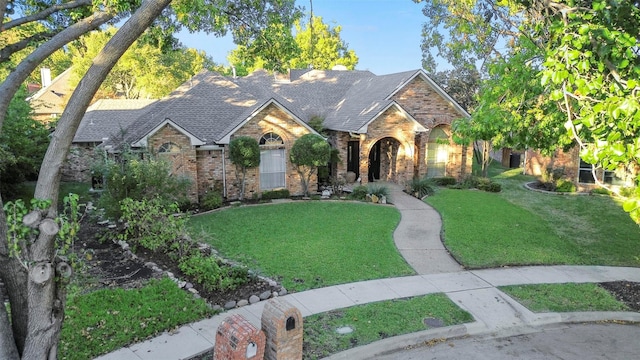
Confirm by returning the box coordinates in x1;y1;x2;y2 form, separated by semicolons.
0;31;55;63
0;10;113;133
1;0;93;32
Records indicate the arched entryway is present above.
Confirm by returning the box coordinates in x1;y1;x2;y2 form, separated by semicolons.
426;126;450;177
368;137;401;182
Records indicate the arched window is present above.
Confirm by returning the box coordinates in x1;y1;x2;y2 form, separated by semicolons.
158;142;180;153
259;133;286;189
259;132;284;146
426;127;449;177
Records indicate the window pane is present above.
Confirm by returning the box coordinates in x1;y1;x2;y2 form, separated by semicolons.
260;149;286;189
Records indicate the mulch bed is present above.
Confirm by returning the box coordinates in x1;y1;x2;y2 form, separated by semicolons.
73;216;280;308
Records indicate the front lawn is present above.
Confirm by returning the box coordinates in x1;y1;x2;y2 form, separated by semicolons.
303;293;473;360
500;283;629;313
425;169;640;268
188;201;415;291
59;278;216;360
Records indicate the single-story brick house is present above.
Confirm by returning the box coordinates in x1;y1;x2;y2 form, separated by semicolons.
67;68;473;201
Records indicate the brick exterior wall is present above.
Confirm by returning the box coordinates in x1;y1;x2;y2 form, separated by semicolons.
214;314;266;360
196;147;225;199
148;124;198;201
331;76;472;187
229;103;313;198
261;298;303;360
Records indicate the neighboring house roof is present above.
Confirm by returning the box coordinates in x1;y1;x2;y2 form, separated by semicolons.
28;68;74;118
73;99;157;143
76;68;469;147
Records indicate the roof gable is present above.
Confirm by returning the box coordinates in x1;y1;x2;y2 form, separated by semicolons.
387;69;470;118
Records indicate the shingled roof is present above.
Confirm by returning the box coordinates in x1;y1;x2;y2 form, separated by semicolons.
76;68;467;147
73;99;157;143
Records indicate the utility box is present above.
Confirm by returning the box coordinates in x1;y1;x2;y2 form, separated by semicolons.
214;314;266;360
261;298;303;360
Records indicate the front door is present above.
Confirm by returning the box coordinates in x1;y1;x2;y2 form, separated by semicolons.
368;141;381;182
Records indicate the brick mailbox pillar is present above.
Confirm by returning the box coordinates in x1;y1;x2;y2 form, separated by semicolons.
261;298;303;360
214;314;266;360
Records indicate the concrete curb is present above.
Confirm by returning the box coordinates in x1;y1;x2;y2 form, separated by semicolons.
320;312;640;360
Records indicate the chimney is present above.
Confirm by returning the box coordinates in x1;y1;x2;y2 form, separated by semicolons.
40;68;52;87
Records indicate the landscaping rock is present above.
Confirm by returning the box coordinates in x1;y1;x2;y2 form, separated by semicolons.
188;288;199;295
237;299;249;307
144;262;158;269
259;290;272;300
268;279;278;287
224;301;236;310
249;295;260;304
185;282;194;290
272;291;279;298
278;288;288;296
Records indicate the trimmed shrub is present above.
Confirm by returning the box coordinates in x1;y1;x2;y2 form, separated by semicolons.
432;176;457;186
556;180;577;193
261;189;290;200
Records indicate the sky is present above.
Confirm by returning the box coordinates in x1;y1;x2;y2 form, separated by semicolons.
177;0;428;75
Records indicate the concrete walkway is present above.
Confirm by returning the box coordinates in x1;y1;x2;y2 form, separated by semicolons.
389;186;463;274
96;189;640;360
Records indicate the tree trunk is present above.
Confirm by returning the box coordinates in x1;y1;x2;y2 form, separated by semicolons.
2;1;173;358
0;198;21;359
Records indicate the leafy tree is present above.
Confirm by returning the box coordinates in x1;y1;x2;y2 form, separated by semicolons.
229;136;260;200
290;15;358;70
227;17;300;74
0;87;49;199
430;66;481;113
228;15;358;75
68;26;213;98
418;0;640;223
528;0;640;222
290;133;331;196
0;1;301;358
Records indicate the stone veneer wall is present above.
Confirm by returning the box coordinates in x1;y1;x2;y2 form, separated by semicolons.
61;144;95;183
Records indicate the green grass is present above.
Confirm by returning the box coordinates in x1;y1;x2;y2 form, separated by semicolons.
303;294;473;360
500;283;629;312
188;202;415;291
425;168;640;268
7;181;93;205
59;278;216;360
